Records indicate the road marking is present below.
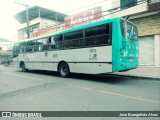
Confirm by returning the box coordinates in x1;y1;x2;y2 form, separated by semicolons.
1;72;43;81
74;85;94;90
73;85;160;104
97;90;160;104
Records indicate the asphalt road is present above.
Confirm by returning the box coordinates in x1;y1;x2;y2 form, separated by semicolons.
0;65;159;120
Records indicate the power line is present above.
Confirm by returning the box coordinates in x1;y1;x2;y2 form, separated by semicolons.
30;0;147;31
22;0;145;24
14;0;30;39
56;0;146;15
17;0;152;38
63;0;108;14
15;0;132;24
38;0;147;30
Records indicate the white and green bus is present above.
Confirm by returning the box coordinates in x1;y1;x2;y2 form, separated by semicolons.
13;17;139;77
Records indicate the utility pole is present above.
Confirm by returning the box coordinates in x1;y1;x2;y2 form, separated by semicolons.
14;0;30;39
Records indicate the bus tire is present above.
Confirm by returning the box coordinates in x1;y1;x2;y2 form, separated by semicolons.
21;62;27;72
58;62;70;78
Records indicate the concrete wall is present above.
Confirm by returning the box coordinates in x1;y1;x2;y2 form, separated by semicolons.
17;23;40;40
0;45;8;50
112;2;147;18
40;18;61;29
112;0;147;8
32;24;65;37
111;0;147;17
17;18;61;40
154;35;160;67
0;42;13;51
130;14;160;36
0;51;12;64
130;15;160;67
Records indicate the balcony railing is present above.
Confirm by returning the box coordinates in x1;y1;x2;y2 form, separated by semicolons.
148;0;160;12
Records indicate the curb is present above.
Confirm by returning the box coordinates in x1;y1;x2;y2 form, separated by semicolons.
106;74;160;80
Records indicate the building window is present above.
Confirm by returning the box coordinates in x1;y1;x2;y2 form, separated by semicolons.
121;0;137;9
23;30;28;39
32;27;39;33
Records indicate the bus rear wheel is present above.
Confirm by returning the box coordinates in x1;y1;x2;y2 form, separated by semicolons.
58;62;70;77
21;63;27;72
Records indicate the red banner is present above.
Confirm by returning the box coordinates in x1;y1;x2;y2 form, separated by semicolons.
65;6;102;29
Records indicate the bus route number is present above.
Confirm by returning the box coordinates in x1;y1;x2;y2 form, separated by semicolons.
89;49;97;60
53;54;58;58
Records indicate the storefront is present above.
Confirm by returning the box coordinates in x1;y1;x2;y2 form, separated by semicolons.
131;14;160;67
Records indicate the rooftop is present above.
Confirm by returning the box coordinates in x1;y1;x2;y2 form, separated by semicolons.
0;38;8;42
14;6;68;24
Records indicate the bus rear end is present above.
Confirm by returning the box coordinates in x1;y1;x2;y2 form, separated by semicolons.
112;18;139;72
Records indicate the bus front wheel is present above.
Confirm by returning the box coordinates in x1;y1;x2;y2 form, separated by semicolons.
58;62;70;78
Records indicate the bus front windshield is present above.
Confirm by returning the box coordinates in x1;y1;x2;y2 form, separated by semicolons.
127;22;138;40
13;43;20;58
121;20;138;41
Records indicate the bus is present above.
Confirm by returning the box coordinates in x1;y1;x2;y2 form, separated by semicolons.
13;17;139;77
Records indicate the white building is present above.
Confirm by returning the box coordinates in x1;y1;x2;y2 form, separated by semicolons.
0;38;13;64
0;42;13;51
15;6;67;40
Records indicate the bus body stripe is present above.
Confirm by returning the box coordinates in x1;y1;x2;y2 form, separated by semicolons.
13;61;112;64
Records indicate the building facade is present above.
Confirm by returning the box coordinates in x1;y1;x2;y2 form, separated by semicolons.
0;38;13;64
15;2;113;40
131;14;160;67
15;6;67;40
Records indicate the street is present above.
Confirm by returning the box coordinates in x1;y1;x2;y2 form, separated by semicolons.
0;65;160;119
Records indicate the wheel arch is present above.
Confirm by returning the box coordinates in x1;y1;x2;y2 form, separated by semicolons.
19;61;25;68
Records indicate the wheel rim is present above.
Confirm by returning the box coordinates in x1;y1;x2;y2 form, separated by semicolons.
61;66;67;76
22;64;25;72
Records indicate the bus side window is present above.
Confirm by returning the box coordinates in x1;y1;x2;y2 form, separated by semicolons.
73;30;83;48
97;24;110;45
48;37;51;43
97;23;111;45
42;38;48;50
64;30;83;49
13;43;20;58
76;30;83;47
27;40;36;52
36;39;43;51
59;35;63;49
64;32;73;48
85;27;97;46
20;42;26;53
48;36;55;50
54;35;59;49
54;35;63;49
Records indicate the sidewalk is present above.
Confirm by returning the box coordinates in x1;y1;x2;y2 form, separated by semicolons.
111;67;160;79
0;64;160;79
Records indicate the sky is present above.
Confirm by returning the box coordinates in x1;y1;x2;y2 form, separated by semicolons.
0;0;110;41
